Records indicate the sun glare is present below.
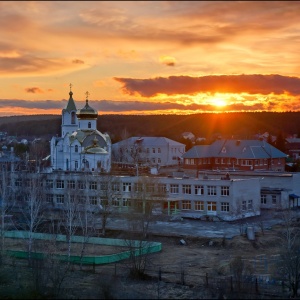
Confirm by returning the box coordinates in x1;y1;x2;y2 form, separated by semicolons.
212;97;227;107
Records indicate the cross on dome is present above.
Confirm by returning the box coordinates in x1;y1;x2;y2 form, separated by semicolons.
85;91;90;104
69;83;74;97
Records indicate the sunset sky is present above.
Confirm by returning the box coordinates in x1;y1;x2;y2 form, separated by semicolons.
1;1;300;116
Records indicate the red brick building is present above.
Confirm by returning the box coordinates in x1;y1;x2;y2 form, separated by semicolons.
182;139;287;172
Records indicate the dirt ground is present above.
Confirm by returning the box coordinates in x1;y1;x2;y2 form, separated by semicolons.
1;221;296;299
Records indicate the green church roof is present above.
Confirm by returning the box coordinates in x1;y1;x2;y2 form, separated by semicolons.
64;91;77;112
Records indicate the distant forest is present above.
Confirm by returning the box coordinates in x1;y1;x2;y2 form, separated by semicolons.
0;112;300;143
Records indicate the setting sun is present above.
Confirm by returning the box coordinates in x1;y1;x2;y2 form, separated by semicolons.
212;98;227;107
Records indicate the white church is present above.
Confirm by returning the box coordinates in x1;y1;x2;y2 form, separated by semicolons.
50;87;111;172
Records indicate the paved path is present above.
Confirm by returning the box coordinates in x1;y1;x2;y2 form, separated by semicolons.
106;209;300;239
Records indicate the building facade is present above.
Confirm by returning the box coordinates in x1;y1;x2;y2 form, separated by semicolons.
112;137;185;167
10;171;261;221
196;170;300;210
183;139;287;172
285;138;300;160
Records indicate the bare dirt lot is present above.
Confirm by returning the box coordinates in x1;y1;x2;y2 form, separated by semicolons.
1;219;298;299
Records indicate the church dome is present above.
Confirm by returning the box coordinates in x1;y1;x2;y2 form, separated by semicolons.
83;136;108;154
76;99;98;119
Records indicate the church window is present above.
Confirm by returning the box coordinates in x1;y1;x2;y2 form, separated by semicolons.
75;145;78;153
71;112;76;124
88;122;91;128
75;161;78;169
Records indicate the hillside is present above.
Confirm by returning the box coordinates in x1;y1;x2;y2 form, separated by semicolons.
0;112;299;142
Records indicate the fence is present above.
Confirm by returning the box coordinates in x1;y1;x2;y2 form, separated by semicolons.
0;250;292;298
93;263;289;299
4;230;162;265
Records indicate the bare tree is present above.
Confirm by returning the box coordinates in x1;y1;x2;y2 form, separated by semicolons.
28;139;50;172
58;178;80;259
97;174;121;236
30;234;72;299
123;176;166;279
112;139;148;166
77;178;98;268
275;209;300;297
19;172;47;264
0;164;14;264
229;255;254;293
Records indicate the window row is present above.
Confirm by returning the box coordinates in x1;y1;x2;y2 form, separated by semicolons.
40;179;121;191
181;200;230;212
169;184;229;196
146;147;161;154
145;158;162;164
180;199;253;212
46;194;99;206
15;179;230;197
185;158;281;166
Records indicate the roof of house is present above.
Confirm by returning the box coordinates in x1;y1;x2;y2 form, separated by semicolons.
182;132;195;137
182;139;287;159
113;137;185;147
0;150;21;163
286;138;300;143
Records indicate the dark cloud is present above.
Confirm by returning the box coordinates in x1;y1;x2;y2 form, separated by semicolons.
25;87;44;94
72;59;84;64
0;99;266;113
114;74;300;97
0;99;65;109
69;99;269;113
164;61;175;67
226;102;265;112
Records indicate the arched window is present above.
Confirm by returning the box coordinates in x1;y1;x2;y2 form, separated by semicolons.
71;112;76;124
75;145;78;153
88;122;91;128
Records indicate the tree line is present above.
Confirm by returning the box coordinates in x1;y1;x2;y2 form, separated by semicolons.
1;112;300;143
